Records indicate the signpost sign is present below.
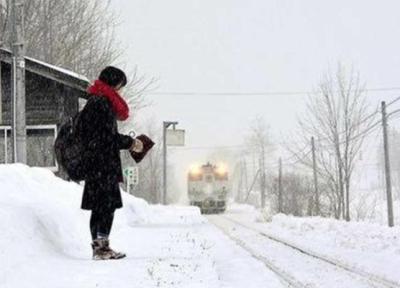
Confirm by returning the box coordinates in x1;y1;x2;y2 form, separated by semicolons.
166;129;185;146
124;166;139;194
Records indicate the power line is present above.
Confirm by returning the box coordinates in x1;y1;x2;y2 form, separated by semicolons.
260;150;313;172
172;95;400;152
310;104;400;150
307;95;400;146
168;96;400;152
275;101;400;168
169;140;311;151
341;106;400;144
387;96;400;107
169;101;400;162
388;108;400;119
145;87;400;96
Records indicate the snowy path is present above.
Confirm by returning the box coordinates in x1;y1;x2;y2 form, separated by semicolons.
2;215;286;288
207;214;397;288
105;218;286;288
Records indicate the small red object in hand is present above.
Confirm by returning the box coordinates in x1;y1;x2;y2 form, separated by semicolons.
130;134;155;163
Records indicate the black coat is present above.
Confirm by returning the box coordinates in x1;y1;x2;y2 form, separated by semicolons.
77;95;133;211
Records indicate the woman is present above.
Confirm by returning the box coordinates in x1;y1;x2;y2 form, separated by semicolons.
77;66;143;260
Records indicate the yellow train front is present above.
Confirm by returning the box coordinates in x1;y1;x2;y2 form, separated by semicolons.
188;162;228;214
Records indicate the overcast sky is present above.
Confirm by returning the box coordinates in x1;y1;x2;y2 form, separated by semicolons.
109;0;400;198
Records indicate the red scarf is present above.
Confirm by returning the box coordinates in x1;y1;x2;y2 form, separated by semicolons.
87;80;130;121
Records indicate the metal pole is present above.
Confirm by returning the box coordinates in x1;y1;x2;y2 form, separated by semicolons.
278;157;283;213
162;121;167;204
4;127;7;162
0;58;2;125
162;121;179;205
10;0;26;163
260;145;266;208
311;136;320;215
381;101;394;227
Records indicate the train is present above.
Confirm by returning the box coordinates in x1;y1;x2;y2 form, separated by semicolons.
188;162;228;214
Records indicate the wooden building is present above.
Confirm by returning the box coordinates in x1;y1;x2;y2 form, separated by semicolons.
0;48;90;172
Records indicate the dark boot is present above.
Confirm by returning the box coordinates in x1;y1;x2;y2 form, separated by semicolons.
91;239;113;260
103;239;126;259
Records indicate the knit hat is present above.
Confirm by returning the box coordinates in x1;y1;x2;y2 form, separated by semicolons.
99;66;127;88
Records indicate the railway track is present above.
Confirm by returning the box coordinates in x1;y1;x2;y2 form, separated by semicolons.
208;215;400;288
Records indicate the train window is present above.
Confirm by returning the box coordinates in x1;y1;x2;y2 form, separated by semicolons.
189;174;203;181
214;173;228;180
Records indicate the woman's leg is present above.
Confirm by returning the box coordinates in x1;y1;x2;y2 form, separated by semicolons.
98;209;115;238
90;207;124;259
90;207;115;240
90;209;100;240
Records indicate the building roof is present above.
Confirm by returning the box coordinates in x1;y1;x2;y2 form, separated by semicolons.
0;48;90;93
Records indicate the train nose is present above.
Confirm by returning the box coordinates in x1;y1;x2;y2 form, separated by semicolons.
205;184;213;195
204;197;216;208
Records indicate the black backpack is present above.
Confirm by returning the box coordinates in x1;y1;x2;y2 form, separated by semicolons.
54;113;86;181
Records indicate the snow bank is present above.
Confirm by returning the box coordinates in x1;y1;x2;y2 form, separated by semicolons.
349;187;400;225
226;204;400;283
270;214;400;254
226;203;263;221
267;214;400;281
0;164;207;287
0;164;203;256
0;163;153;243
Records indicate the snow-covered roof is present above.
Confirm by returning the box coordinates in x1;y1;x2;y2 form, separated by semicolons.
0;48;90;93
25;56;89;83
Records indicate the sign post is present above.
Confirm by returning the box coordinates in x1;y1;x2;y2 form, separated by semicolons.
162;121;185;204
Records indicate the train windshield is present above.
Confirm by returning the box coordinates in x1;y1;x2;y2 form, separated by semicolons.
188;173;203;181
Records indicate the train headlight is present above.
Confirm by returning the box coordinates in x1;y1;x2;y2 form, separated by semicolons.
215;164;228;180
189;164;201;175
216;163;227;175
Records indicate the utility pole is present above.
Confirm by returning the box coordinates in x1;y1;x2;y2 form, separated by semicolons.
381;101;394;227
0;3;3;125
236;161;243;202
10;0;26;163
311;137;320;215
278;157;283;213
260;145;266;208
245;169;260;202
0;50;2;125
242;159;248;202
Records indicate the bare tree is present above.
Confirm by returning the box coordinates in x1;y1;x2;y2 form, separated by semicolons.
1;0;156;122
270;172;313;216
0;0;8;47
1;0;121;78
119;66;157;133
296;64;372;220
245;116;274;208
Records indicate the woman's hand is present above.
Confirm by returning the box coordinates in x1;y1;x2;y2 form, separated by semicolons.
130;138;144;153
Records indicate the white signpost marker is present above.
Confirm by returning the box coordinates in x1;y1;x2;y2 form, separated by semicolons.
166;129;185;146
124;166;139;194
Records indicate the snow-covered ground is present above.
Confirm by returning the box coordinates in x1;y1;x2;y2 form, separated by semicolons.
224;204;400;285
3;164;399;288
0;164;283;288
